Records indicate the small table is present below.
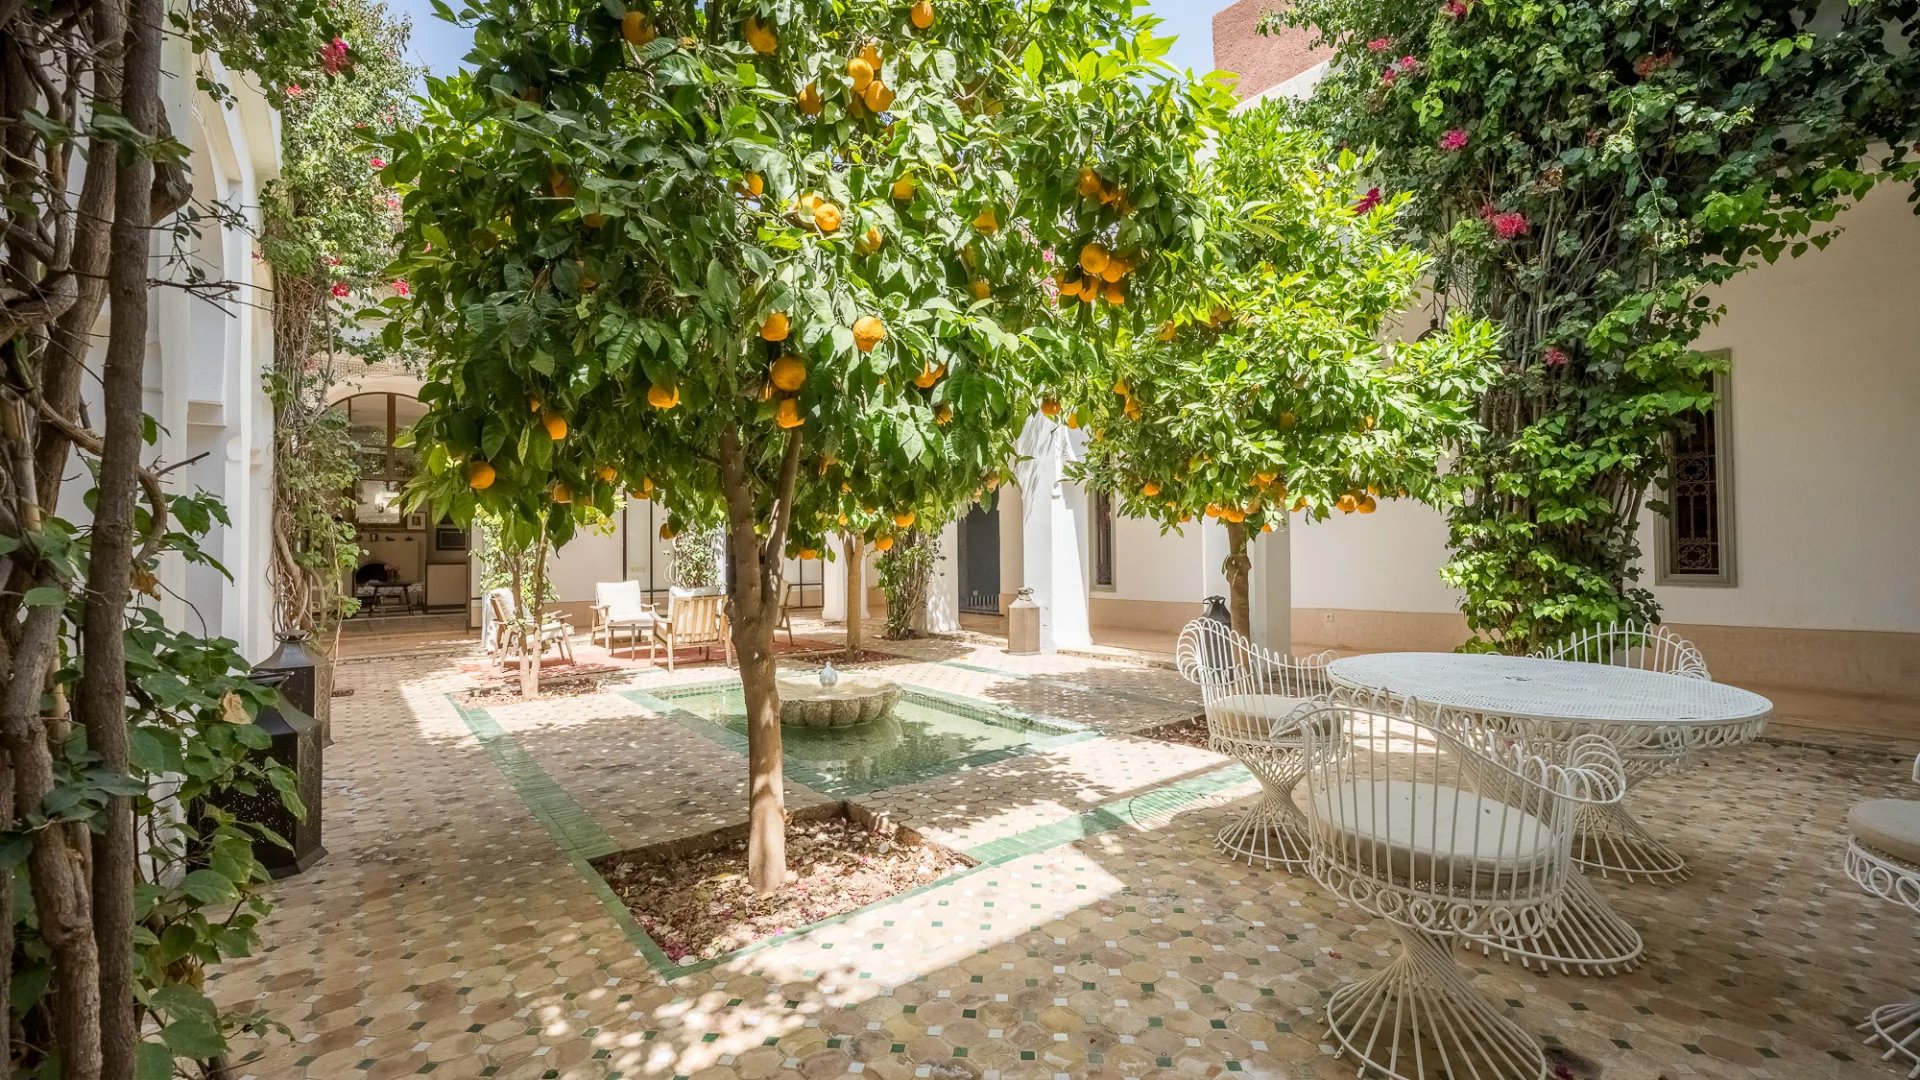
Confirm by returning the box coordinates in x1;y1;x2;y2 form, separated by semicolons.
1328;652;1772;975
362;581;423;615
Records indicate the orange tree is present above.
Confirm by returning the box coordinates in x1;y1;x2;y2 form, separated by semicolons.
377;0;1227;892
1062;103;1500;637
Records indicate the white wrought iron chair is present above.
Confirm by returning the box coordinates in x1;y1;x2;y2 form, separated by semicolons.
1531;620;1708;679
1533;620;1709;881
1299;691;1626;1080
1845;754;1920;1077
1175;618;1333;869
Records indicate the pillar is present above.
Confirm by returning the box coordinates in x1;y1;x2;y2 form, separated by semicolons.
1248;522;1293;656
1013;416;1090;652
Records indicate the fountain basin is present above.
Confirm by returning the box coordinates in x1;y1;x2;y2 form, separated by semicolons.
778;673;903;728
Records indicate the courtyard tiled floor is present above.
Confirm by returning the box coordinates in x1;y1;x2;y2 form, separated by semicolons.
218;622;1920;1079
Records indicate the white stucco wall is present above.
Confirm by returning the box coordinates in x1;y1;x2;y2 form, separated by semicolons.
1285;182;1920;635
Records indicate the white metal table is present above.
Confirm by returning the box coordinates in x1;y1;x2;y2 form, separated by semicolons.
1327;651;1772;975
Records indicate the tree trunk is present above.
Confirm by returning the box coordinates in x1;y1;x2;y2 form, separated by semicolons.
1222;522;1252;640
842;533;863;657
76;0;162;1067
717;424;801;897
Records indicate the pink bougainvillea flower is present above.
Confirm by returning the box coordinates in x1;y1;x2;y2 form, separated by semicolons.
1490;210;1530;238
1352;187;1383;215
1439;128;1470;151
1367;37;1392;52
286;83;303;97
319;36;350;75
1397;55;1420;71
391;279;410;297
369;156;386;169
1542;346;1569;366
1380;67;1398;86
384;195;401;211
1443;0;1470;16
330;281;350;298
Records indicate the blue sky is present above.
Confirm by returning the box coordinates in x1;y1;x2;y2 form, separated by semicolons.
391;1;1234;82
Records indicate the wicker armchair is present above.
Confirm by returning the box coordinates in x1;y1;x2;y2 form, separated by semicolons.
1846;754;1920;1077
1299;691;1625;1080
1175;618;1333;869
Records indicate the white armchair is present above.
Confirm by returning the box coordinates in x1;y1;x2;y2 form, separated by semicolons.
592;581;657;658
1845;753;1920;1076
1299;691;1624;1080
1175;618;1333;869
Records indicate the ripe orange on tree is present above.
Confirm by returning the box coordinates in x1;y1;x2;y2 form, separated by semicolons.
775;398;804;429
770;355;807;392
543;413;569;440
621;11;656;46
744;16;777;54
852;315;886;352
468;460;496;490
910;0;934;30
647;383;680;409
760;311;790;341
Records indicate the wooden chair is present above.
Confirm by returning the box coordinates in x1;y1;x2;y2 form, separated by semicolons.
775;581;796;646
592;581;657;658
485;589;573;666
650;588;732;671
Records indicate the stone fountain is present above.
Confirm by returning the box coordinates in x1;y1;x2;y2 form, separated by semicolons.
778;663;903;728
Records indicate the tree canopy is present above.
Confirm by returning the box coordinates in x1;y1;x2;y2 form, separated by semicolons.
378;0;1232;891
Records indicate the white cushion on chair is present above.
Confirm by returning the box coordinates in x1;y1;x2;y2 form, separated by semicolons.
1850;799;1920;867
1311;780;1555;883
1207;694;1313;740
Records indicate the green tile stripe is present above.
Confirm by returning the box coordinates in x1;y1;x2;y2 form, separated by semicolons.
966;761;1252;866
936;659;1200;715
448;696;675;971
448;688;1250;984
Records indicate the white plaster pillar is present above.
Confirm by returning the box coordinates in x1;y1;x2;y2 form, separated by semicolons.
996;482;1024;605
924;520;960;633
821;533;868;623
1013;416;1091;652
1197;518;1231;599
1248;524;1293;656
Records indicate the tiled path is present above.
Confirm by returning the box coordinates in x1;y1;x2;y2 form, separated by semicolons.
217;626;1920;1079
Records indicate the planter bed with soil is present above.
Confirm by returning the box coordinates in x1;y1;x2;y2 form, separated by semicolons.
593;801;974;965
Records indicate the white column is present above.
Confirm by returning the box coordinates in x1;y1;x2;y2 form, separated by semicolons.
1197;518;1230;599
821;533;867;623
1248;524;1293;656
996;482;1024;605
925;520;960;633
1014;416;1090;652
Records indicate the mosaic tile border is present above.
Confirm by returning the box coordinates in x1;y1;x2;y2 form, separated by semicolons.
448;688;1247;984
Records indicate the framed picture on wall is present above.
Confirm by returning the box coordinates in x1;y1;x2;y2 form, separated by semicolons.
406;512;428;530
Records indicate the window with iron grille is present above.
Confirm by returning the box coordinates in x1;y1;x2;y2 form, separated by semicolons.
1091;489;1116;590
1658;366;1735;586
